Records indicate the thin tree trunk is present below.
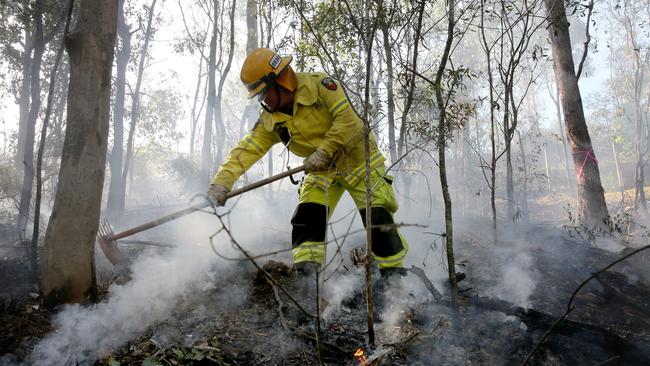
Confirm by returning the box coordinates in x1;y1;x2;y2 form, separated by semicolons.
106;0;131;214
245;0;258;52
17;0;46;239
548;68;574;193
189;57;205;156
396;0;425;160
381;22;397;163
435;0;457;301
544;0;609;226
612;140;624;201
544;144;551;192
201;5;217;183
213;0;237;169
31;0;73;280
41;0;117;304
16;3;33;172
121;0;157;210
517;130;530;220
480;0;498;236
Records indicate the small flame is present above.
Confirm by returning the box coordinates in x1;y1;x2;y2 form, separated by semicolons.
354;348;367;364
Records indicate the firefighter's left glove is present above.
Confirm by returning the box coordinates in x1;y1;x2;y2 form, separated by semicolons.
304;148;332;173
208;184;229;206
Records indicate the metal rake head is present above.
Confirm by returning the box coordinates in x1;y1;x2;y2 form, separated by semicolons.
97;219;124;265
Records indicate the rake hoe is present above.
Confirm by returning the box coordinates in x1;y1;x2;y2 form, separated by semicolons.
97;165;305;265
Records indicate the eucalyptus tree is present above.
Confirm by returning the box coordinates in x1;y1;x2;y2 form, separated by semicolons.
434;0;459;298
41;0;117;304
544;0;609;226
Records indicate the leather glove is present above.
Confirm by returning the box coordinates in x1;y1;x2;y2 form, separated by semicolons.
304;148;332;173
207;184;229;206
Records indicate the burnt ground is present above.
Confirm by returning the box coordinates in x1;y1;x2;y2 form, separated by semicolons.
1;221;650;365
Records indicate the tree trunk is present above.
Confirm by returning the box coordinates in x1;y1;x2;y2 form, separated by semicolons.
106;0;131;214
213;0;237;170
612;141;624;200
544;0;609;226
480;0;498;236
15;3;33;172
201;8;217;183
121;0;156;210
544;144;551;192
41;0;117;304
436;0;457;299
189;56;205;156
380;22;397;164
17;0;46;239
32;0;73;279
245;0;258;53
517;131;530;220
396;0;425;160
548;72;574;193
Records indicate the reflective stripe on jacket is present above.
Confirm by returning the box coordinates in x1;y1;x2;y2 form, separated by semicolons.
210;72;385;189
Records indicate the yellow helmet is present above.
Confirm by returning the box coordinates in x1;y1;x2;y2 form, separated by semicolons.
240;48;296;99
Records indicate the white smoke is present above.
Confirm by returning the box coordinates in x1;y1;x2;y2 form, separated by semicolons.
30;190;294;366
485;250;538;308
30;240;219;365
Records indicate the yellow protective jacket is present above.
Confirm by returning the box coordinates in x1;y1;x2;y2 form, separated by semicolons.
210;72;385;190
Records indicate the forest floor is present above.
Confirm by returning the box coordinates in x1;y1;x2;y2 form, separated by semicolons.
1;190;650;365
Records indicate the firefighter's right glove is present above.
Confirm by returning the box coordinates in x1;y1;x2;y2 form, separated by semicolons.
304;148;332;173
207;184;229;206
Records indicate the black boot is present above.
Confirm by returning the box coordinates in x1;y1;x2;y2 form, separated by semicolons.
293;261;320;278
291;261;321;324
373;267;408;319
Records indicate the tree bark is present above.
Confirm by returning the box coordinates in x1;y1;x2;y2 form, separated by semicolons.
544;0;609;226
41;0;117;304
435;0;457;301
245;0;258;53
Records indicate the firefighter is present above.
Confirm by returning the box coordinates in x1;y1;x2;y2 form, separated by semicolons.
208;48;408;280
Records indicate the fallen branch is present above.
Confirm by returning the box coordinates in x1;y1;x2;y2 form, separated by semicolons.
408;265;444;302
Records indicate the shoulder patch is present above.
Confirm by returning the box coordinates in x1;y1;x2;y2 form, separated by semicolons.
321;77;338;91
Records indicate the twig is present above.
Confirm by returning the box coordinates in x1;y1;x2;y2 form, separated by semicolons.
575;0;594;80
520;243;650;365
266;276;292;332
408;265;444;302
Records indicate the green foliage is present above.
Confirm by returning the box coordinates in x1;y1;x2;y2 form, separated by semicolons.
142;357;161;366
166;155;201;192
407;65;478;144
138;86;185;150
